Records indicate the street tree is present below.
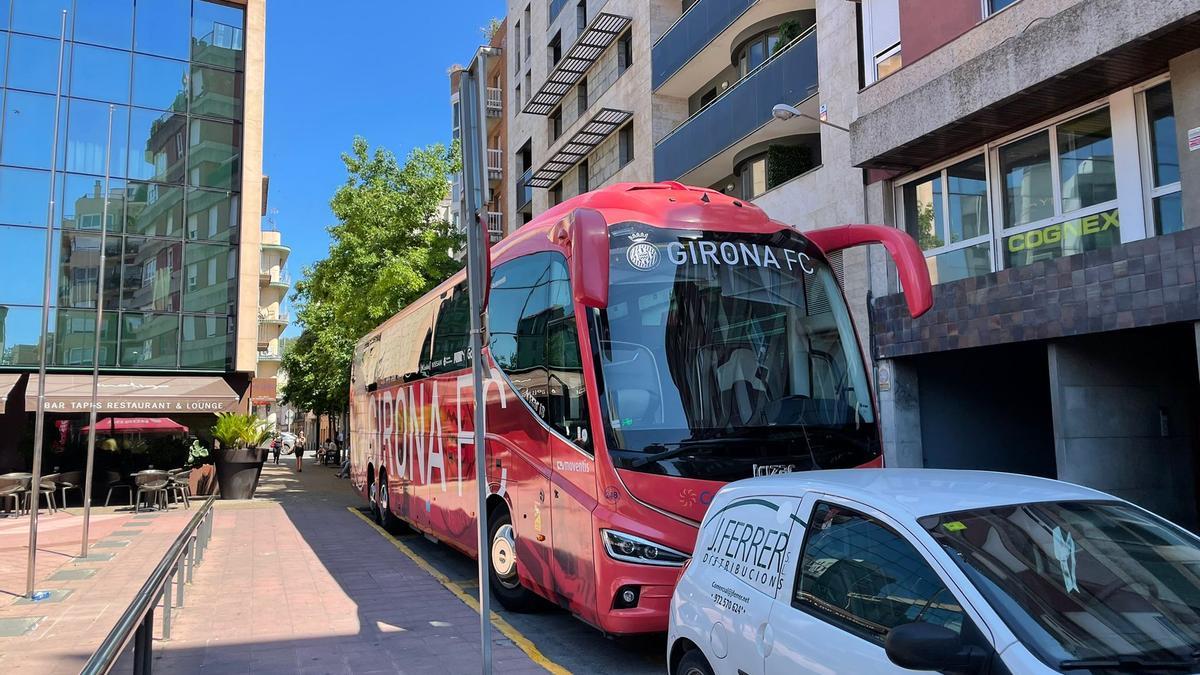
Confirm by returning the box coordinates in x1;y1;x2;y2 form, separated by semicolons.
282;137;462;425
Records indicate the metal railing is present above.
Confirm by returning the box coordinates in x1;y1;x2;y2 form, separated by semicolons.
486;212;503;241
486;148;503;173
82;495;218;675
486;87;502;116
258;310;290;323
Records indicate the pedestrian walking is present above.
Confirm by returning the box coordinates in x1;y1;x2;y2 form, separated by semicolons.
271;436;282;464
294;438;304;473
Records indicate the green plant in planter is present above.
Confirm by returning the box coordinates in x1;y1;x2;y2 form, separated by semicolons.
211;413;270;450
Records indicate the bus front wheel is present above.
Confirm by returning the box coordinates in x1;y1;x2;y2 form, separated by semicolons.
376;472;400;533
487;508;541;612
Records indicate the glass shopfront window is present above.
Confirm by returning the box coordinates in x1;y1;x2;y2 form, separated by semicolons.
1;0;246;370
1057;108;1116;212
901;156;991;284
999;133;1054;228
1144;82;1182;235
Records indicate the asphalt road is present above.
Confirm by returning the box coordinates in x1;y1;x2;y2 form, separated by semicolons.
372;514;666;674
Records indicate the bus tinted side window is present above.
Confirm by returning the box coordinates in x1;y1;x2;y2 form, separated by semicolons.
547;257;591;450
430;282;470;375
490;255;551;416
490;253;592;452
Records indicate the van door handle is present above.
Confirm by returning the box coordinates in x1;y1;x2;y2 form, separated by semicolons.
755;622;774;658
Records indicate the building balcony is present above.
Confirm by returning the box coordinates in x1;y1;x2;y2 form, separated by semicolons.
258;310;289;325
653;0;810;96
260;241;291;254
654;27;819;185
486;211;503;242
487;148;503;184
259;268;291;288
516;169;533;211
486;87;502;121
257;350;282;363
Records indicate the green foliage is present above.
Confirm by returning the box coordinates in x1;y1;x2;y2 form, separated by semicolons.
187;440;211;467
776;18;806;53
281;137;462;418
767;144;815;189
482;17;503;42
211;413;268;449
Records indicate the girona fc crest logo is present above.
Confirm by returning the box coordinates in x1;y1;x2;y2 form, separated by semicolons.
680;487;697;507
626;231;660;271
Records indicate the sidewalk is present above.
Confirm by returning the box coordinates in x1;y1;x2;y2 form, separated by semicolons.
146;460;547;674
0;498;199;674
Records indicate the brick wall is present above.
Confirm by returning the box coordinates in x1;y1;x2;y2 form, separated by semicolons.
871;228;1200;359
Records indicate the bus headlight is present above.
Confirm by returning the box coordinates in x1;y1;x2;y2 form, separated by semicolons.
601;530;689;567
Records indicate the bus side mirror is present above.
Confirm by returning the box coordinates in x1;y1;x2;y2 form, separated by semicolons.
569;208;609;309
805;224;933;318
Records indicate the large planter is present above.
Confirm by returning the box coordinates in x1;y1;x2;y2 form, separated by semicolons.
214;447;269;500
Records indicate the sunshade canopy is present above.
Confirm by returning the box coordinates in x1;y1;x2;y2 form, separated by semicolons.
0;374;240;414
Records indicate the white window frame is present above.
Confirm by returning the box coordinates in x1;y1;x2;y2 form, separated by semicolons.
981;0;1021;19
1134;75;1182;237
895;151;996;278
873;42;902;82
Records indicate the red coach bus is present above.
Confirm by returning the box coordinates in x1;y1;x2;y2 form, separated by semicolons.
349;181;931;635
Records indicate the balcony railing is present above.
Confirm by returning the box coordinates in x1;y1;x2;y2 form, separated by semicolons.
652;0;757;90
517;168;533;210
487;148;503;173
486;212;503;241
257;351;282;362
258;310;290;323
259;268;291;286
654;27;818;182
486;87;502;117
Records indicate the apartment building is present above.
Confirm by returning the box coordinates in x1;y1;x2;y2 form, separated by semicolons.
504;0;684;229
252;227;289;426
450;18;508;243
0;0;266;436
847;0;1200;528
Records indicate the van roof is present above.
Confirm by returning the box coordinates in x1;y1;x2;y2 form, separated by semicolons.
717;469;1115;520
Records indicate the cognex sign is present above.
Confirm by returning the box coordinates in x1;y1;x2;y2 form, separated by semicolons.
1006;209;1119;253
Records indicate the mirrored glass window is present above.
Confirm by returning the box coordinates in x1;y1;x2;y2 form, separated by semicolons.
128;108;187;183
0;168;53;227
2;91;63;169
180;314;230;368
1146;83;1179;188
11;0;73;38
187;118;240;189
57;230;122;309
60;173;124;231
190;64;242;120
53;309;118;366
134;0;190;60
946;156;989;242
120;237;181;311
182;242;234;313
74;0;135;50
0;306;54;367
1058;107;1116;212
125;182;184;236
1000;132;1054;228
903;173;943;250
70;43;131;103
64;99;130;177
186;188;237;241
120;311;179;367
8;34;66;93
192;0;245;71
132;53;189;112
0;224;59;305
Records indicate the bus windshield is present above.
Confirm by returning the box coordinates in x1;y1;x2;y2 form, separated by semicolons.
594;224;879;482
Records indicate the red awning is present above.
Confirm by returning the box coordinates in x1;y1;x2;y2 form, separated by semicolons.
80;417;189;434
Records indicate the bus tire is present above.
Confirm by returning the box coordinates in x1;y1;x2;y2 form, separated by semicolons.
487;508;541;612
377;472;400;533
674;649;715;675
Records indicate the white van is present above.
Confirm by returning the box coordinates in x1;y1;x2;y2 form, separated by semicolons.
668;469;1200;674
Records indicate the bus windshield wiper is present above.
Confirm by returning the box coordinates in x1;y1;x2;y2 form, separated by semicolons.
627;438;730;469
1060;654;1200;671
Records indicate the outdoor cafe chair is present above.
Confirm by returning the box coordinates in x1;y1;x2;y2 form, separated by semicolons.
0;476;24;516
167;469;191;509
34;473;60;513
133;470;171;513
104;471;133;506
57;470;83;507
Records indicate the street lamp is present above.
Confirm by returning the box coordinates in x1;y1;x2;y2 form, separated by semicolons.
771;103;851;133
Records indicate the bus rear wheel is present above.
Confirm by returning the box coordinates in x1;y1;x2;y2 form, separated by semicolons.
487;508;541;612
376;473;400;533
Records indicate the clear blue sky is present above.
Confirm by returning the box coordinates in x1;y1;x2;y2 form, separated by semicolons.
264;1;504;335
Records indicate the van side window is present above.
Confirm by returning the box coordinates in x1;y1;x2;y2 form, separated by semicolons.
793;502;964;645
490;253;592;452
430;282;471;375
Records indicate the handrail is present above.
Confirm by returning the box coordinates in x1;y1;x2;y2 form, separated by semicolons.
81;494;218;675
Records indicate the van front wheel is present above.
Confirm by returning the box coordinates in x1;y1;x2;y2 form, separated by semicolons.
675;649;715;675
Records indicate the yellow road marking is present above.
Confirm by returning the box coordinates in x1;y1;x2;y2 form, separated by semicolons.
347;507;571;674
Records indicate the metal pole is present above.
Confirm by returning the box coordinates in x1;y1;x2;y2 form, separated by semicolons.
26;10;68;598
80;104;115;558
457;45;495;674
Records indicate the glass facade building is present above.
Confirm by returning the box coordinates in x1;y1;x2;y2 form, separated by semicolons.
0;0;245;370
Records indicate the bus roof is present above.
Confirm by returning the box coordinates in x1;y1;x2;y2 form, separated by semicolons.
357;181;804;349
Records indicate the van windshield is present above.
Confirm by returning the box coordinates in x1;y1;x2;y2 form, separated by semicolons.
593;224;879;481
924;501;1200;670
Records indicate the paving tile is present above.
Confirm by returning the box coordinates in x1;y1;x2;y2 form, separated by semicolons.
74;552;116;562
93;540;129;548
0;616;42;636
12;589;72;605
48;568;96;581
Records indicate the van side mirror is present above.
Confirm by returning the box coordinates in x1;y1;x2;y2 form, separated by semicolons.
567;207;609;309
804;224;933;318
885;623;987;674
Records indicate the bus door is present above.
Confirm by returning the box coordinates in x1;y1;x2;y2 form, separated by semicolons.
545;263;600;623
